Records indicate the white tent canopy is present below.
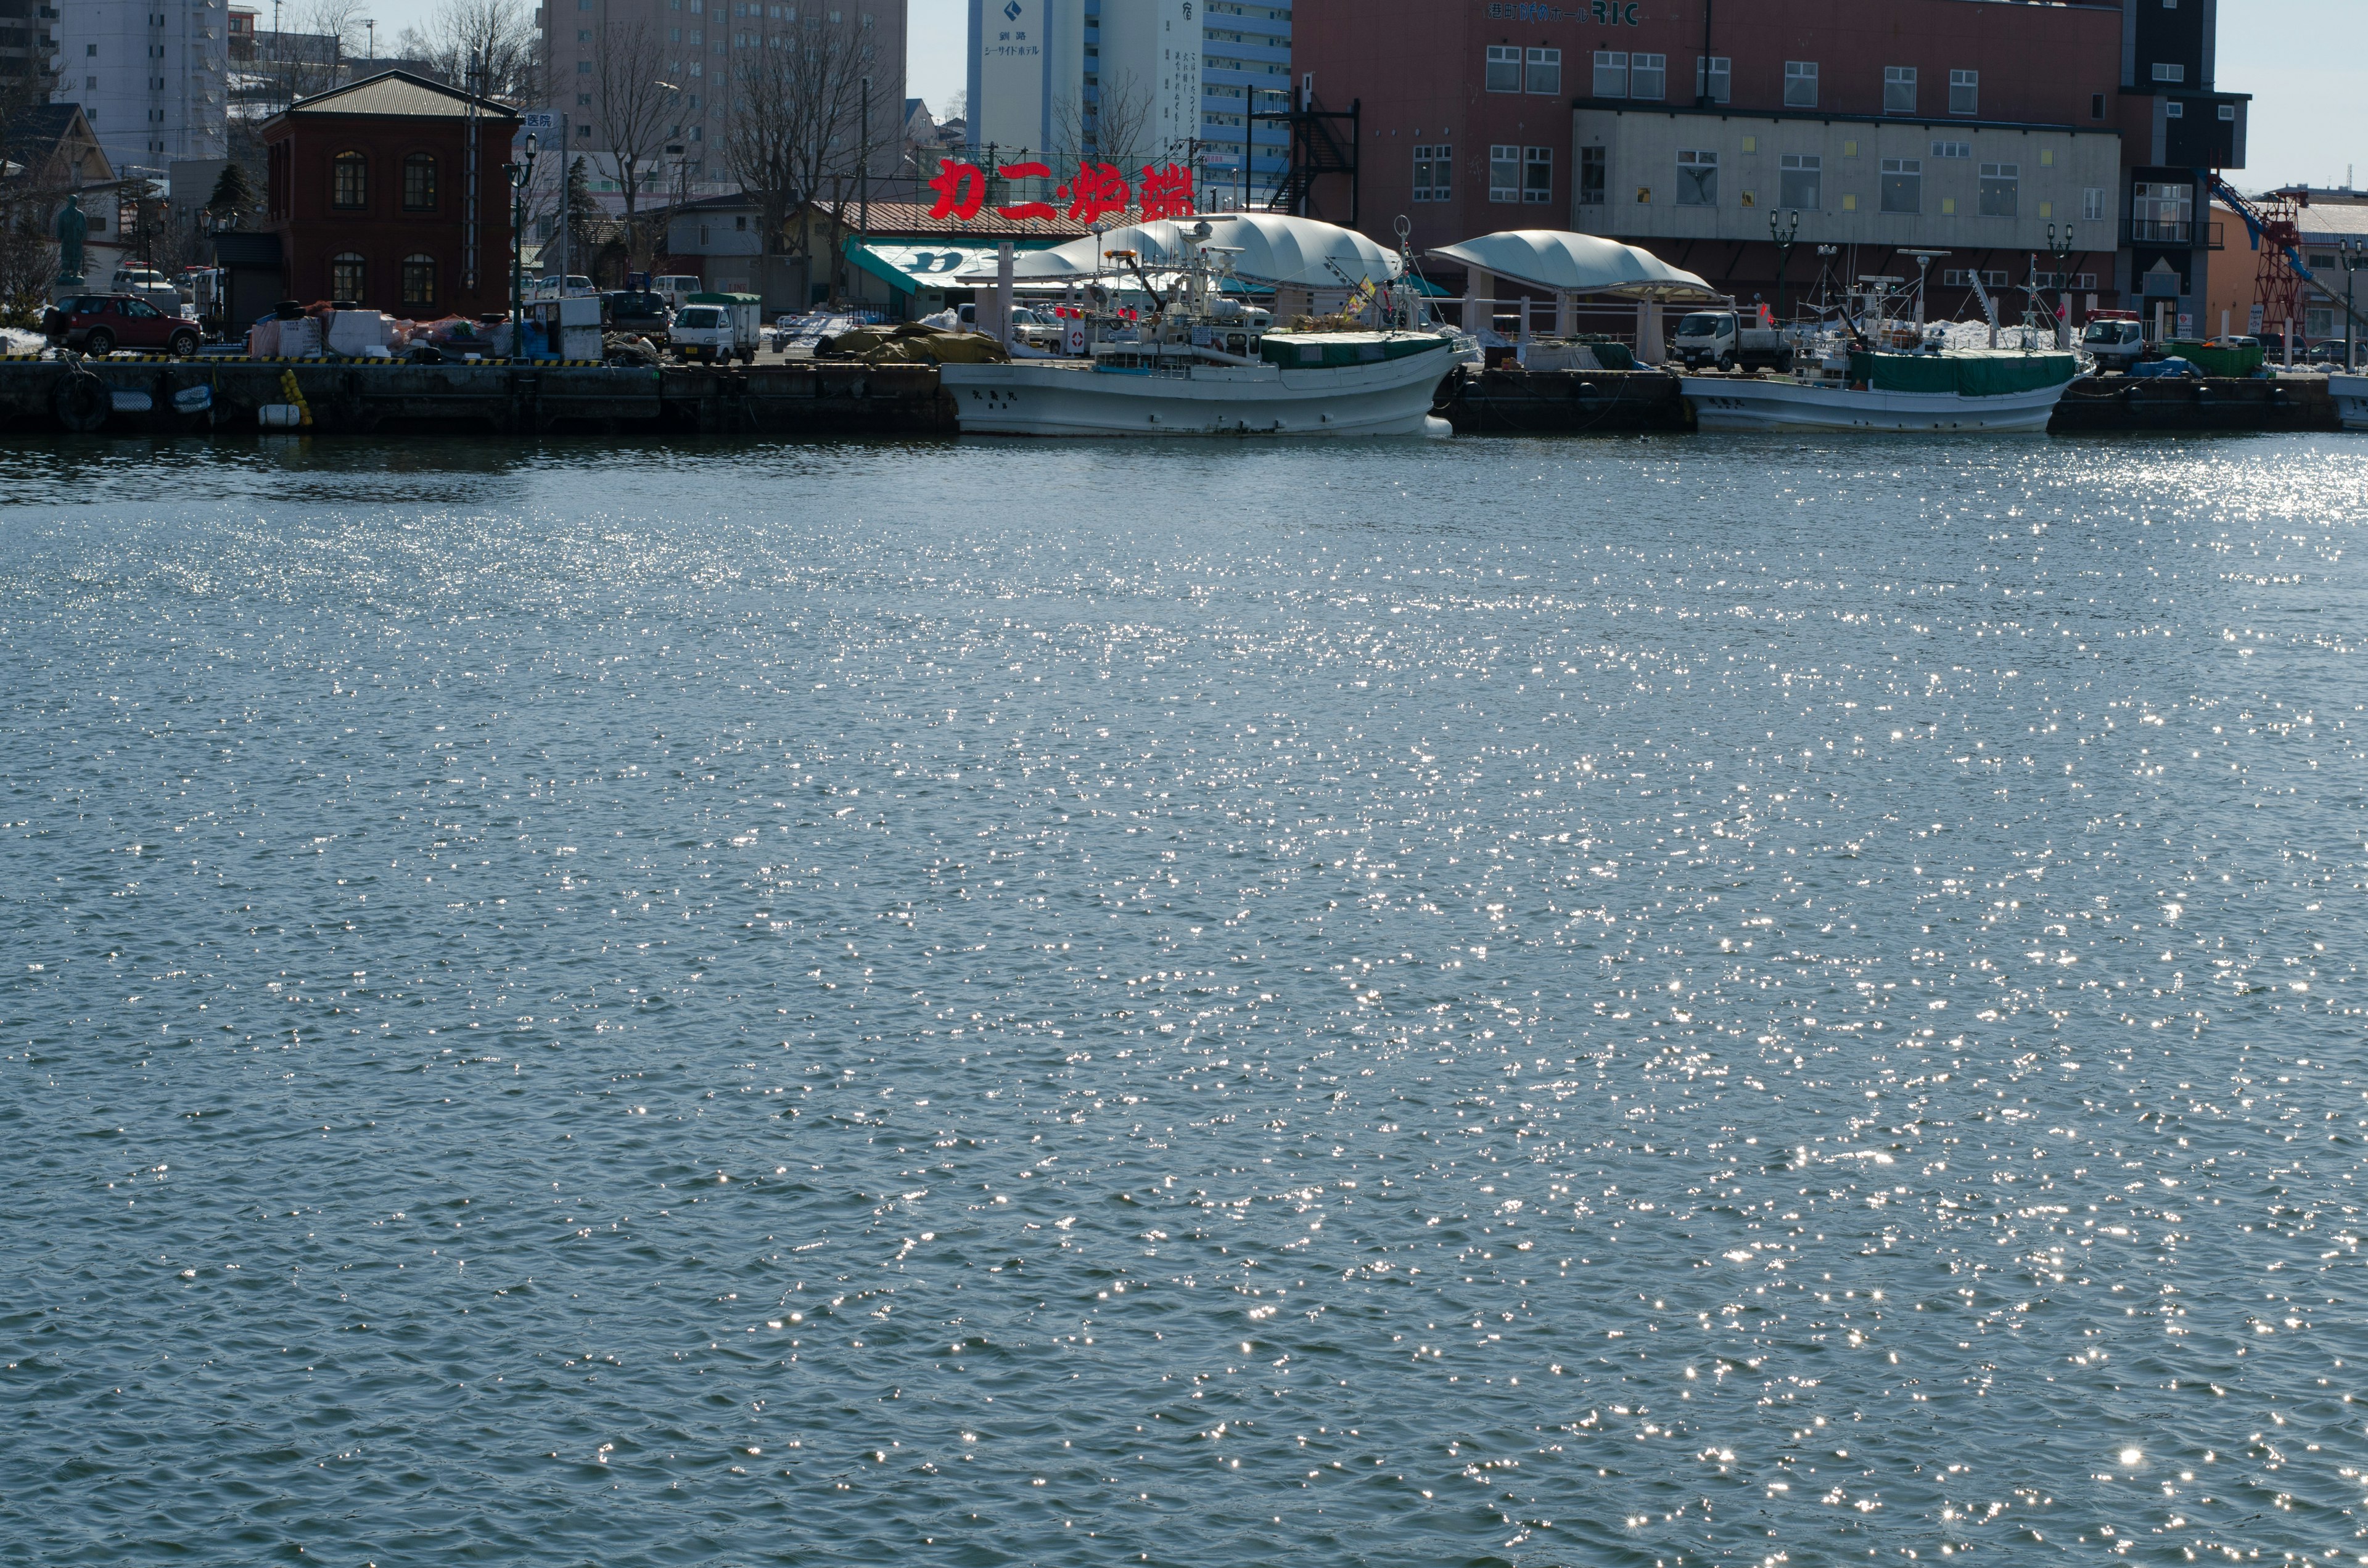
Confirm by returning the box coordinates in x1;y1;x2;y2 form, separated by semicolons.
1427;230;1719;300
957;213;1403;290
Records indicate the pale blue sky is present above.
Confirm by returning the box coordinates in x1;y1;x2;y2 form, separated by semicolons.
356;0;2360;188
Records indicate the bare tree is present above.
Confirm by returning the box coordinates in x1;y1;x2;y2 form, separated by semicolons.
588;8;674;270
273;0;371;102
417;0;540;104
722;17;878;296
1054;67;1149;173
0;176;60;326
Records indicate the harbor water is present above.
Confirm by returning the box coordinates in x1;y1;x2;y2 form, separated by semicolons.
2;432;2363;1566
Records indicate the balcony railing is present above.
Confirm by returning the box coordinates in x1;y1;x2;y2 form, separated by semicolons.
2125;218;2224;248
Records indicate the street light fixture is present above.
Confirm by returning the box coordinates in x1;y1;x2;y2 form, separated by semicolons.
506;131;538;361
2045;221;2078;345
1768;207;1799;324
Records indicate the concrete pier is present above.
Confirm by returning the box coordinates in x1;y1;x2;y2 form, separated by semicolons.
0;355;2346;440
2049;372;2340;434
0;355;956;436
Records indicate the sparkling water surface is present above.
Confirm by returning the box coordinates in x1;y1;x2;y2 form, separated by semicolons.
2;433;2364;1567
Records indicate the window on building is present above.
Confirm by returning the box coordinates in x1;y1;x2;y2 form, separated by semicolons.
1778;152;1820;210
2307;306;2335;339
1525;47;1560;94
1412;144;1451;202
1695;54;1729;104
401;254;437;312
2131;179;2192;240
2092;92;2106;120
1949;68;1976;115
1978;161;2018;216
1880;157;1921;213
577;58;592;72
1484;44;1519;92
402;152;437;211
1884;65;1916;114
1675;148;1717;206
1523;146;1552;203
330;252;365;299
1929;140;1969;159
1592;50;1627;97
2082;187;2107;220
1783;60;1817;108
331;151;366;208
1489;144;1520;202
1579;144;1606;205
1625;51;1664;100
2152;62;2184;82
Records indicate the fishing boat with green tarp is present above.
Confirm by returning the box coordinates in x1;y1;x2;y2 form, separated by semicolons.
1682;346;2078;433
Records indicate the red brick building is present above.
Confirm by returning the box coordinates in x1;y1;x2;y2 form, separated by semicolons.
1291;0;2248;326
263;71;519;320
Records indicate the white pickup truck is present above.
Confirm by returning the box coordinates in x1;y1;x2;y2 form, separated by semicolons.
1671;309;1794;372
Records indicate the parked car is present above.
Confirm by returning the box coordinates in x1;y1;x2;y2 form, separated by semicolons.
529;273;597;300
650;274;703;310
602;289;673;342
954;302;1064;348
110;266;186;312
43;293;203;357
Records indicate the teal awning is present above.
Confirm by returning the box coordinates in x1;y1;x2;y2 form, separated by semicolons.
845;237;1067;295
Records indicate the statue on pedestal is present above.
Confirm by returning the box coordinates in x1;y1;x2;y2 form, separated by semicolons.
55;193;87;285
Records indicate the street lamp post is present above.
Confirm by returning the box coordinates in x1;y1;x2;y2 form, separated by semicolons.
2045;221;2078;347
506;132;538;362
1768;208;1799;324
2341;237;2365;371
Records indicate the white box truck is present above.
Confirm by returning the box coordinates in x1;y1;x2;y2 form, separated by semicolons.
671;292;762;364
1671;309;1794;372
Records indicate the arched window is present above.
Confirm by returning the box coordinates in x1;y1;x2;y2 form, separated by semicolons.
331;150;367;208
330;252;365;301
403;152;437;211
400;253;438;313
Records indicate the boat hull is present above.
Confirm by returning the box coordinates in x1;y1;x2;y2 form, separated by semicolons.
2329;374;2368;431
1679;374;2070;433
940;348;1455;437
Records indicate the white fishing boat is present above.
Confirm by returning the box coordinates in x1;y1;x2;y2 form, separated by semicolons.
940;330;1457;437
939;215;1462;437
1682;348;2079;433
2328;373;2368;430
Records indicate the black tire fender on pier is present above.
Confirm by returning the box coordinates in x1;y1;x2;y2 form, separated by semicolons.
54;366;110;433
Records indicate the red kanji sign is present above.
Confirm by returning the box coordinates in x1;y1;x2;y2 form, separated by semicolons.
1137;162;1194;220
1059;160;1131;224
994;162;1058;221
926;158;986;221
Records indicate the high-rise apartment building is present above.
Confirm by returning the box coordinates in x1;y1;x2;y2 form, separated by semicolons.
967;0;1291;207
53;0;230;172
540;0;906;207
1197;0;1288;206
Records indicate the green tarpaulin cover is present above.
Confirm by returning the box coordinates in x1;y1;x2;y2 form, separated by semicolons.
1260;332;1454;369
1848;350;2078;396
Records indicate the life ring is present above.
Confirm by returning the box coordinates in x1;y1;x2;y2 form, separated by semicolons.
53;367;109;433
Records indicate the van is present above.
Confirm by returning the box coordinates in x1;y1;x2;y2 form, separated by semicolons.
651;274;704;310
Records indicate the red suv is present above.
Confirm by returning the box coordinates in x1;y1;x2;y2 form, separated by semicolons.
41;293;203;358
